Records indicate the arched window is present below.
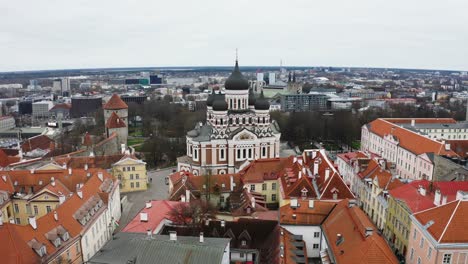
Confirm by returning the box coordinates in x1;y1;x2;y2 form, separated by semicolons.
229;118;233;124
238;99;241;109
230;99;233;109
263;117;265;123
236;118;239;124
220;119;223;125
249;117;252;123
242;118;246;124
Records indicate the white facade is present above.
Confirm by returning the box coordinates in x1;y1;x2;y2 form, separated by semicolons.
0;116;15;130
282;225;323;258
32;101;53;118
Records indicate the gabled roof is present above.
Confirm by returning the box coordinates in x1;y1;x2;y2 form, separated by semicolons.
103;94;128;110
239;157;289;183
367;118;457;156
112;154;146;166
21;135;54;152
336;151;369;165
280;199;337;225
0;223;40;264
321;199;398;264
106;112;126;129
122;200;185;233
414;200;468;243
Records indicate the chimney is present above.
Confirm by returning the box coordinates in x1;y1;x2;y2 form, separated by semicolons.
418;185;426;196
309;199;314;208
30;169;35;174
140;212;148;222
59;194;66;204
313;160;319;175
121;144;126;154
51;180;56;187
147;229;152;239
199;232;204;243
185;190;191;203
411;119;415;127
221;220;225;227
434;189;441;206
146;201;152;209
62;163;67;169
251;197;256;208
325;168;330;181
77;189;83;199
456;190;468;201
365;227;373;237
84;164;88;171
442;195;447;205
29;216;37;230
98;172;103;182
298;171;302;179
169;231;177;241
230;175;234;192
53;211;58;221
1;175;6;182
68;168;72;175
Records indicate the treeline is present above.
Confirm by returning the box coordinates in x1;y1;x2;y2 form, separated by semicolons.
271;102;466;150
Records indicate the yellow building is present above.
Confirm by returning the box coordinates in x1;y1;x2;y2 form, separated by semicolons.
245;179;279;205
112;155;147;193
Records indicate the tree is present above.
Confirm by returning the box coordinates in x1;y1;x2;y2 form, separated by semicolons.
168;200;218;228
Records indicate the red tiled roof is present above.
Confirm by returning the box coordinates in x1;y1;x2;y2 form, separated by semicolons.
322;199;399;264
367;118;457;156
21;135;55;152
240;158;289;183
414;200;468;243
103;94;128;110
382;118;457;124
106;112;126;129
279;199;337;225
0;149;20;167
122;200;185;233
0;223;40;264
50;103;71;111
389;180;468;213
446;140;468;159
336;151;368;165
83;132;93;147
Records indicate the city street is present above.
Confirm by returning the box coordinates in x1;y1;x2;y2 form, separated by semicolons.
117;167;174;231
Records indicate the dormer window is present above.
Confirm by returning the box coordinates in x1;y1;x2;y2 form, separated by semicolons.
62;232;69;241
241;240;246;246
53;238;61;247
38;245;47;256
301;188;308;198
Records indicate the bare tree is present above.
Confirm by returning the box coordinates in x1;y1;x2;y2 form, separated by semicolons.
168;200;217;228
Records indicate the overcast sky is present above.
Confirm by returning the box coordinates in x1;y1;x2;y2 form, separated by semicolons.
2;0;468;71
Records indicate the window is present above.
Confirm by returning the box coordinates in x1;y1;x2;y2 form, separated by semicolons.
427;247;432;259
34;205;38;215
239;253;244;258
127;167;131;171
220;149;225;160
272;182;276;190
15;218;20;224
136;174;139;179
272;194;277;201
262;183;267;191
14;204;19;213
131;182;134;188
67;249;70;260
413;229;417;240
262;147;266;157
419;237;424;248
220;196;225;203
130;174;134;180
123;167;126;172
46;206;51;213
313;244;319;249
314;232;320;238
250;185;255;191
417;257;421;264
243;149;246;159
194;149;198;160
241;240;246;246
76;243;80;255
248;148;252;159
136;182;140;188
443;254;452;264
410;248;414;261
237;149;241;159
132;167;135;171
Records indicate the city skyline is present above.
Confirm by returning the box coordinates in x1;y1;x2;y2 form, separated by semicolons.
2;0;468;72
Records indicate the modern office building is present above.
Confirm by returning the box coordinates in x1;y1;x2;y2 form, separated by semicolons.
70;96;102;118
280;93;329;112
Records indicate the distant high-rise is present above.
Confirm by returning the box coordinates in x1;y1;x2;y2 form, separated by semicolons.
268;72;276;85
52;78;71;96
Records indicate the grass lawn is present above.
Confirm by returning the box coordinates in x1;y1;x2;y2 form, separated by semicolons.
127;138;145;146
128;127;144;137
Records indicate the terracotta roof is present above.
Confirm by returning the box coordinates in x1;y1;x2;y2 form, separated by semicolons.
0;223;40;264
322;199;399;264
13;170;116;261
336;151;368;165
83;132;93;147
122;200;185;233
389;180;468;213
21;135;55;152
0;149;20;167
231;189;268;216
106;112;126;129
103;94;128;110
446;140;468;159
240;157;289;183
367;118;457;156
279;199;337;225
54;154;124;170
413;200;468;243
382;118;457;124
50;103;71;111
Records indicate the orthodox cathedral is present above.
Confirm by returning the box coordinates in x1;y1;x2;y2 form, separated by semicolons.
178;60;281;175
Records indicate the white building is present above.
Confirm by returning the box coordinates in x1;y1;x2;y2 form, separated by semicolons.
178;60;281;175
32;101;54;119
0;116;16;130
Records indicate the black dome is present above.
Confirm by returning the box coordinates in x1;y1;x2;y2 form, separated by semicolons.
248;89;256;106
225;61;249;90
206;90;215;107
212;94;228;111
255;91;270;110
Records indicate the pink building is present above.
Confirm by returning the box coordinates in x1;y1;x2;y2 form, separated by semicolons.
407;197;468;264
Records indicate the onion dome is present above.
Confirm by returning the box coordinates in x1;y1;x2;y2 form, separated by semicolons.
248;89;256;106
206;90;215;107
212;94;228;111
224;61;249;90
255;91;270;110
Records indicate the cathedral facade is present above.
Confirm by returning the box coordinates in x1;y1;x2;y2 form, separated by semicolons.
177;61;281;175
